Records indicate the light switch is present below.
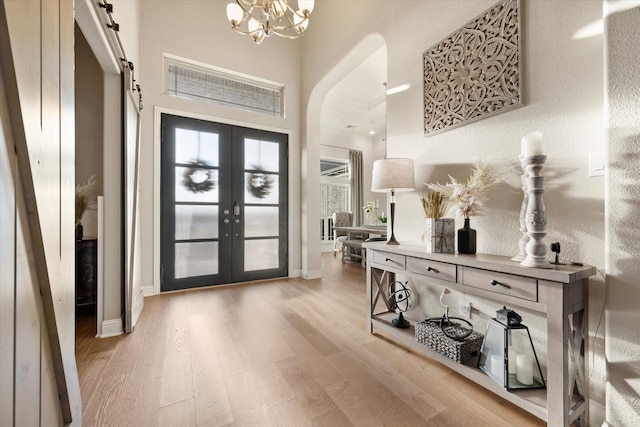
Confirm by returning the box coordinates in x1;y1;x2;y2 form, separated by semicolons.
589;151;605;177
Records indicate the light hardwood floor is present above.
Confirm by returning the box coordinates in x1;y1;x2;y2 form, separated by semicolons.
76;253;545;426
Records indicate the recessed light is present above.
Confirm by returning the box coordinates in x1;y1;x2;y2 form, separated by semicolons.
386;83;411;96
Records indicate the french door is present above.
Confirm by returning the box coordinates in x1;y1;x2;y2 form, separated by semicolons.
160;114;288;291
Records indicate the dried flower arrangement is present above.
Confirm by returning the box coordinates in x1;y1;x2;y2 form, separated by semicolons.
420;190;448;218
426;161;502;219
75;174;96;225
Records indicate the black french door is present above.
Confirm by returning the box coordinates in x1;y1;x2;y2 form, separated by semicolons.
160;114;288;291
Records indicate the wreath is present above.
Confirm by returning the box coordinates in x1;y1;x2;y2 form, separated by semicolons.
247;166;273;199
182;159;215;193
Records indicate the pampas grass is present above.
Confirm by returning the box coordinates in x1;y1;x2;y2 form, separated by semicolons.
75;174;96;225
426;161;502;219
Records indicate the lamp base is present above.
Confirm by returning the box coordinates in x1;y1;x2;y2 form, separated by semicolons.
386;234;400;245
386;200;400;245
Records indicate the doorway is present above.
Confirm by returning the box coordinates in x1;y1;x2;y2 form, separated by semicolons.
160;114;288;291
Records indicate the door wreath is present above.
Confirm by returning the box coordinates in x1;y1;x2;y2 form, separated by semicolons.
247;166;273;199
181;159;215;193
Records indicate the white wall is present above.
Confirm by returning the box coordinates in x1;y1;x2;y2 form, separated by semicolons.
604;2;640;424
138;0;303;285
301;0;607;422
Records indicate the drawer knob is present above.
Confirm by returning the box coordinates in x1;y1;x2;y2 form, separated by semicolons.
426;266;439;273
490;279;511;289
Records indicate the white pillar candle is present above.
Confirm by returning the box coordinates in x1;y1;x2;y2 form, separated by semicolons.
522;131;543;157
490;355;504;383
508;346;518;375
516;353;534;385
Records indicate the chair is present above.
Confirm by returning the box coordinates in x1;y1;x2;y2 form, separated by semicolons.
332;212;353;257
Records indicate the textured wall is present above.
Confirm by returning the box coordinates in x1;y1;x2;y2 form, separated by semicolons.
604;2;640;425
302;0;607;422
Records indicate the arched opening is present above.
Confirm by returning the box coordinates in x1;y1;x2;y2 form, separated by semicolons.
301;34;387;278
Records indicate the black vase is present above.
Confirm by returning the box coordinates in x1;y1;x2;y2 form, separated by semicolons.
75;223;84;241
457;218;476;254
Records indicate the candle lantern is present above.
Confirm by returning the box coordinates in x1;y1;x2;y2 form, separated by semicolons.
477;307;545;390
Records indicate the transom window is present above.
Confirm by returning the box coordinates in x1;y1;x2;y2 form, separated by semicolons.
164;55;284;117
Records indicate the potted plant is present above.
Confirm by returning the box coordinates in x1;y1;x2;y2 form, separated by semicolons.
363;200;376;225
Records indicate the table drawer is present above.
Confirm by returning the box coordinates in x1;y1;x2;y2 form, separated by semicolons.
406;257;456;283
372;251;406;270
458;266;537;301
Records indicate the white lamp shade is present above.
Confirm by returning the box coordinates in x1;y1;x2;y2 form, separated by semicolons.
371;158;415;193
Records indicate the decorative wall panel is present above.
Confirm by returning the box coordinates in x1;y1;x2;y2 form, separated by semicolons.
423;0;522;136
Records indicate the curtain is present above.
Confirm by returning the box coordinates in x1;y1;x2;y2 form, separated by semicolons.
349;150;364;226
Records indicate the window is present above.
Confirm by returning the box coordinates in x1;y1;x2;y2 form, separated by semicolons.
164;55;284;117
320;158;350;241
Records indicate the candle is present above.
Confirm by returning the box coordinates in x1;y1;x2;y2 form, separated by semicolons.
490;355;504;383
508;346;518;375
516;353;534;385
521;131;543;157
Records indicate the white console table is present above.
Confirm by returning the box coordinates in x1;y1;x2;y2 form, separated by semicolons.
363;242;596;426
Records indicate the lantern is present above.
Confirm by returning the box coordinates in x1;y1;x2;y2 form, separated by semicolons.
477;307;545;390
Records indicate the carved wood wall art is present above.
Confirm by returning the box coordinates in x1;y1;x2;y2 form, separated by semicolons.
423;0;522;136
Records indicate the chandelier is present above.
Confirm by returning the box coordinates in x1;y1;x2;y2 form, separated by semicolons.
226;0;315;44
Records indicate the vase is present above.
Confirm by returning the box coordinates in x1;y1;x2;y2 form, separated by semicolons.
457;218;476;254
425;218;455;254
76;223;83;241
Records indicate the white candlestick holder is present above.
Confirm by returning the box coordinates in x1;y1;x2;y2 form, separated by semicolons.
511;155;529;262
520;155;551;269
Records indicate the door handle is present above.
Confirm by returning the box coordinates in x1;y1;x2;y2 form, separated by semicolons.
233;202;240;216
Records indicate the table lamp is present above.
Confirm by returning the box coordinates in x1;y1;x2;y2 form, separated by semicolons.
371;158;415;245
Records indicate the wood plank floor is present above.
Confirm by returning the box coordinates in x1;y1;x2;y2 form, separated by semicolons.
76;253;545;426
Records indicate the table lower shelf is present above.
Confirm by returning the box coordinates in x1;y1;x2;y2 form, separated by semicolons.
371;313;553;422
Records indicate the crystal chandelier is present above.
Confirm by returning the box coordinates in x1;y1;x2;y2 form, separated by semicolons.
226;0;315;44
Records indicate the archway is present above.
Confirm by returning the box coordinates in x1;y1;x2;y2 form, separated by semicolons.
301;34;387;279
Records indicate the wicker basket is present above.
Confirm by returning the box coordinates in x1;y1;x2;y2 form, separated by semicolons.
415;320;484;364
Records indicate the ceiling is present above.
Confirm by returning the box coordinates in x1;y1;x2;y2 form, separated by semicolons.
321;47;387;140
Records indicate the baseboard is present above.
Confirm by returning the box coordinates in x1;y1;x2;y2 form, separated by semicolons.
141;284;155;297
288;269;301;278
301;269;322;280
99;318;123;338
